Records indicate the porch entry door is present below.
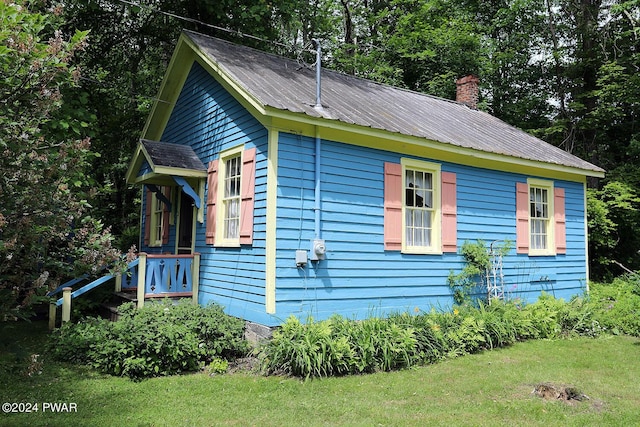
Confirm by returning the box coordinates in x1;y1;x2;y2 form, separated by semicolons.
177;192;195;254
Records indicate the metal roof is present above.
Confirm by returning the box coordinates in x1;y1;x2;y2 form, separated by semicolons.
140;139;206;171
184;31;604;175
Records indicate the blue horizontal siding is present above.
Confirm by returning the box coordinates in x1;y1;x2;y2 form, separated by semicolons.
272;132;589;323
143;64;589;327
153;62;269;321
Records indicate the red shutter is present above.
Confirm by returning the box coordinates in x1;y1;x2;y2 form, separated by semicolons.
554;187;566;254
144;188;151;246
240;147;256;245
384;162;402;251
162;186;171;244
516;182;529;254
206;160;219;245
441;172;457;253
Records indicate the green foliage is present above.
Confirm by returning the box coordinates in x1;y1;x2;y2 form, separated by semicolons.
259;314;421;379
204;357;229;375
589;273;640;336
448;240;511;305
49;301;248;380
0;1;121;320
259;273;640;378
587;181;640;280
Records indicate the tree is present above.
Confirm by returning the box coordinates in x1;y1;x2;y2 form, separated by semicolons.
0;1;121;320
587;181;640;279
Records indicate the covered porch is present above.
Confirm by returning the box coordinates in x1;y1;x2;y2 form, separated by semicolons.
126;139;208;255
49;139;210;329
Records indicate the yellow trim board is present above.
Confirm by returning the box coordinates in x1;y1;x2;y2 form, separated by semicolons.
265;129;278;314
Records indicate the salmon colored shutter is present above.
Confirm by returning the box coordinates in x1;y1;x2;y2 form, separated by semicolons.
516;182;529;254
162;186;171;244
441;172;457;252
384;162;402;251
206;159;219;245
239;147;256;245
554;187;566;254
144;187;152;246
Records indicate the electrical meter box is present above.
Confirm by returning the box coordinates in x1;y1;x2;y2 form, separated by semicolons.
310;239;326;261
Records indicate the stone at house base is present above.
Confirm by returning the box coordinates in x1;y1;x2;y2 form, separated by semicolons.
244;321;274;345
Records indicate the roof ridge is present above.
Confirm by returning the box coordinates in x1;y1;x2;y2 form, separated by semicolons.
183;30;468;109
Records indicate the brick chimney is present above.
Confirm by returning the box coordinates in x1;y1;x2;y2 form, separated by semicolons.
456;75;480;109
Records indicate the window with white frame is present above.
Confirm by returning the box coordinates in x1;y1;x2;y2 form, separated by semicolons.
216;146;243;245
528;179;554;254
402;159;441;253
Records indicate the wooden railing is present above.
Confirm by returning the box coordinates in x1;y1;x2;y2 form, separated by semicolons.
134;253;200;308
48;253;200;329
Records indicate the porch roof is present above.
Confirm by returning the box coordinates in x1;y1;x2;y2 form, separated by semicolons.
126;139;207;185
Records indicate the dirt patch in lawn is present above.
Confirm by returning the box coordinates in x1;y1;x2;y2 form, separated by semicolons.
531;382;598;407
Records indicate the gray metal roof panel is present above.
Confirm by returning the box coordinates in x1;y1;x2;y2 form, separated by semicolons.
185;31;604;174
141;139;206;171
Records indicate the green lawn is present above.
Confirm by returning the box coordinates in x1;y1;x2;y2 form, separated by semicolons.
1;320;639;426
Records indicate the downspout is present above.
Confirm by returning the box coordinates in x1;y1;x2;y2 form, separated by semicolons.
312;38;322;240
311;39;326;261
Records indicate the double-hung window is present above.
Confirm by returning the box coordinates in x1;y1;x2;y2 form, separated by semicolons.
529;184;550;251
216;146;243;245
402;159;441;254
206;145;256;247
222;153;241;241
516;178;565;256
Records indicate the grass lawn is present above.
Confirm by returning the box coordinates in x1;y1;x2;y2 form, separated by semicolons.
1;320;639;426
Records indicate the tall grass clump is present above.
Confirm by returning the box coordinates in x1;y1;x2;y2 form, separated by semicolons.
49;300;248;380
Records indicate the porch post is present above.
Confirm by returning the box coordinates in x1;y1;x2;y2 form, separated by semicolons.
137;253;147;309
48;303;57;330
115;272;122;293
192;253;200;305
61;287;72;324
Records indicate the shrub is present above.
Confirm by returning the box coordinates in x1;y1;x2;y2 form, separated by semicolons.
347;316;418;373
259;316;354;378
387;312;446;364
590;274;640;336
49;300;249;380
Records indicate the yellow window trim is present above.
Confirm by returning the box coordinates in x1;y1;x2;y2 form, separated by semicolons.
527;178;555;256
215;145;244;247
401;158;442;254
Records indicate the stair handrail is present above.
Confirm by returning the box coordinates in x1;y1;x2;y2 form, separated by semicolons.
48;257;140;330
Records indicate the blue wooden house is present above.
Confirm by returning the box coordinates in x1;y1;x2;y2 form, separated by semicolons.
125;31;604;328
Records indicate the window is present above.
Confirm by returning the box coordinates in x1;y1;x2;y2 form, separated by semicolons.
222;153;242;241
529;184;550;251
401;159;441;253
206;146;256;246
144;186;171;248
516;179;565;256
150;191;165;246
527;179;554;255
384;161;456;253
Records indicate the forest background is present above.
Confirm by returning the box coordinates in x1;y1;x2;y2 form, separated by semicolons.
1;0;639;318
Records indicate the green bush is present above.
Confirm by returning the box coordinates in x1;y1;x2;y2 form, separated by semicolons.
49;300;249;380
590;274;640;336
